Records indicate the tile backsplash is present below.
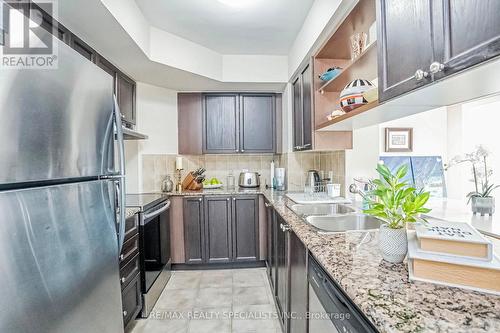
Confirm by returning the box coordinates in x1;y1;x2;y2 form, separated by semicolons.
142;154;277;192
278;151;345;193
141;151;345;194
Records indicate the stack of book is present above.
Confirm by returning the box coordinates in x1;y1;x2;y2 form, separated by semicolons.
407;221;500;295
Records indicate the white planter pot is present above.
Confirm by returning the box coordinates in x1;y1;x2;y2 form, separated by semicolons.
378;225;408;263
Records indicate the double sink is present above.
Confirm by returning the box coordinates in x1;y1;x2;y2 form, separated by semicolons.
289;203;383;233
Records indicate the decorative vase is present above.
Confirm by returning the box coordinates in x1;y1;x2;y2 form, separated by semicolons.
378;224;408;263
471;196;495;216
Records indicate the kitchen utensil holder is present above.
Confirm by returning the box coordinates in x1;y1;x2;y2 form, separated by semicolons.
181;172;203;191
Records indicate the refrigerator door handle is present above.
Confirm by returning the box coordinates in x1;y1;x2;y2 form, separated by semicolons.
113;95;126;252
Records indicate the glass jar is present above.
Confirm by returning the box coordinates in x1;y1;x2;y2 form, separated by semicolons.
161;175;174;193
226;171;235;189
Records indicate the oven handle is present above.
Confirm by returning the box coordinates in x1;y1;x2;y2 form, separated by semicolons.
143;200;171;220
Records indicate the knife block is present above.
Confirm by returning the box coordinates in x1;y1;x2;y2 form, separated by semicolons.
182;172;203;191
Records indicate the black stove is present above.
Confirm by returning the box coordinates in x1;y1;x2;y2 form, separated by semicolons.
125;193;168;211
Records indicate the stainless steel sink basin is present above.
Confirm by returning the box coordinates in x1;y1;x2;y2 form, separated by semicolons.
289;203;355;217
305;214;383;233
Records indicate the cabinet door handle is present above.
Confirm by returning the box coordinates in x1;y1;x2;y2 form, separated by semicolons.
429;62;445;74
123;310;128;317
241;149;245;152
283;225;291;232
265;203;272;208
235;149;239;152
119;254;124;261
198;198;202;202
120;277;126;283
303;143;311;148
226;198;230;201
414;69;429;81
233;198;236;201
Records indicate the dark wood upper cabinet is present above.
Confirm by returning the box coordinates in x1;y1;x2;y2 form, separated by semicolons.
117;72;136;126
200;93;280;154
292;63;313;151
301;64;313;150
183;197;205;264
203;94;239;154
239;94;276;153
69;35;96;62
30;2;70;44
377;0;500;102
232;195;259;262
376;0;435;102
204;196;232;263
288;231;308;333
292;76;303;151
433;0;500;80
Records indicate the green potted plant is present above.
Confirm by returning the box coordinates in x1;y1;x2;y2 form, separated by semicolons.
362;164;432;263
446;145;498;216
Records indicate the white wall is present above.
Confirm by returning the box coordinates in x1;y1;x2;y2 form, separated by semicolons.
458;96;500;199
222;55;288;83
344;125;380;196
287;0;349;78
150;27;223;81
100;0;150;54
136;83;178;155
379;107;448;157
124;82;178;193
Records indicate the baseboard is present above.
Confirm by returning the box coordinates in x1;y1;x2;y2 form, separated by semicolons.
172;260;266;271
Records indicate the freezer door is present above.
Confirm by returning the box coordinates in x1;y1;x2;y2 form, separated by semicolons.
0;180;124;333
0;31;115;186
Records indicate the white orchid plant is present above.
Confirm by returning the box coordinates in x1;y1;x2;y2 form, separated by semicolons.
445;145;499;202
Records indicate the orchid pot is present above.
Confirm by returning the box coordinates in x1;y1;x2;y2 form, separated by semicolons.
471;196;495;216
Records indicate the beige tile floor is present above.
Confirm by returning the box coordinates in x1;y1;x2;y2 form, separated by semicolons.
129;268;283;333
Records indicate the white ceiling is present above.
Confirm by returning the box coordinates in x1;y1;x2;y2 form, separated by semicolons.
134;0;315;55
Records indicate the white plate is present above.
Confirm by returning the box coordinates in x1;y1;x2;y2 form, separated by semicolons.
203;184;223;189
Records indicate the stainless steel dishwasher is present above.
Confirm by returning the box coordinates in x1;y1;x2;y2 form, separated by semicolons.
308;254;378;333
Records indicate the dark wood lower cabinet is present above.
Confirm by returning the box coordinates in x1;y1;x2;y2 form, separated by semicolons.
121;273;142;328
275;214;289;330
184;195;258;264
288;231;308;333
268;209;309;333
204;196;232;263
232;196;259;262
120;213;142;329
184;197;205;264
265;200;276;291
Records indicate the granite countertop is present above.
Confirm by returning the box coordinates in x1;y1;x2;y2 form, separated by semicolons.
125;207;140;218
261;190;500;333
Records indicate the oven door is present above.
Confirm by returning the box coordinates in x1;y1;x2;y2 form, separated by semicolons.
140;200;171;293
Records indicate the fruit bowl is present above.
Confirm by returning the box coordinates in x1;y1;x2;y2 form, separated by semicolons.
203;184;223;189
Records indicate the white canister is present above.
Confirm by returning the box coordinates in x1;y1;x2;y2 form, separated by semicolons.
327;183;341;197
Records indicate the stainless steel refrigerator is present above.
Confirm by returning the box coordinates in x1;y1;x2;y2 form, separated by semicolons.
0;29;127;332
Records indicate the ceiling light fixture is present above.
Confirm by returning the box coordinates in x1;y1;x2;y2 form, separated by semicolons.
217;0;258;8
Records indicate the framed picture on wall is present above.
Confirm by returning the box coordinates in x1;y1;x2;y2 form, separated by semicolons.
385;128;413;152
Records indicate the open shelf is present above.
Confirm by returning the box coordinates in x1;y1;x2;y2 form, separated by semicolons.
317;42;378;93
316;100;379;130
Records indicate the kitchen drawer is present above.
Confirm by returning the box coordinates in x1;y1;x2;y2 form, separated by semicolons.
120;253;140;290
120;233;139;267
124;214;139;242
122;273;142;329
